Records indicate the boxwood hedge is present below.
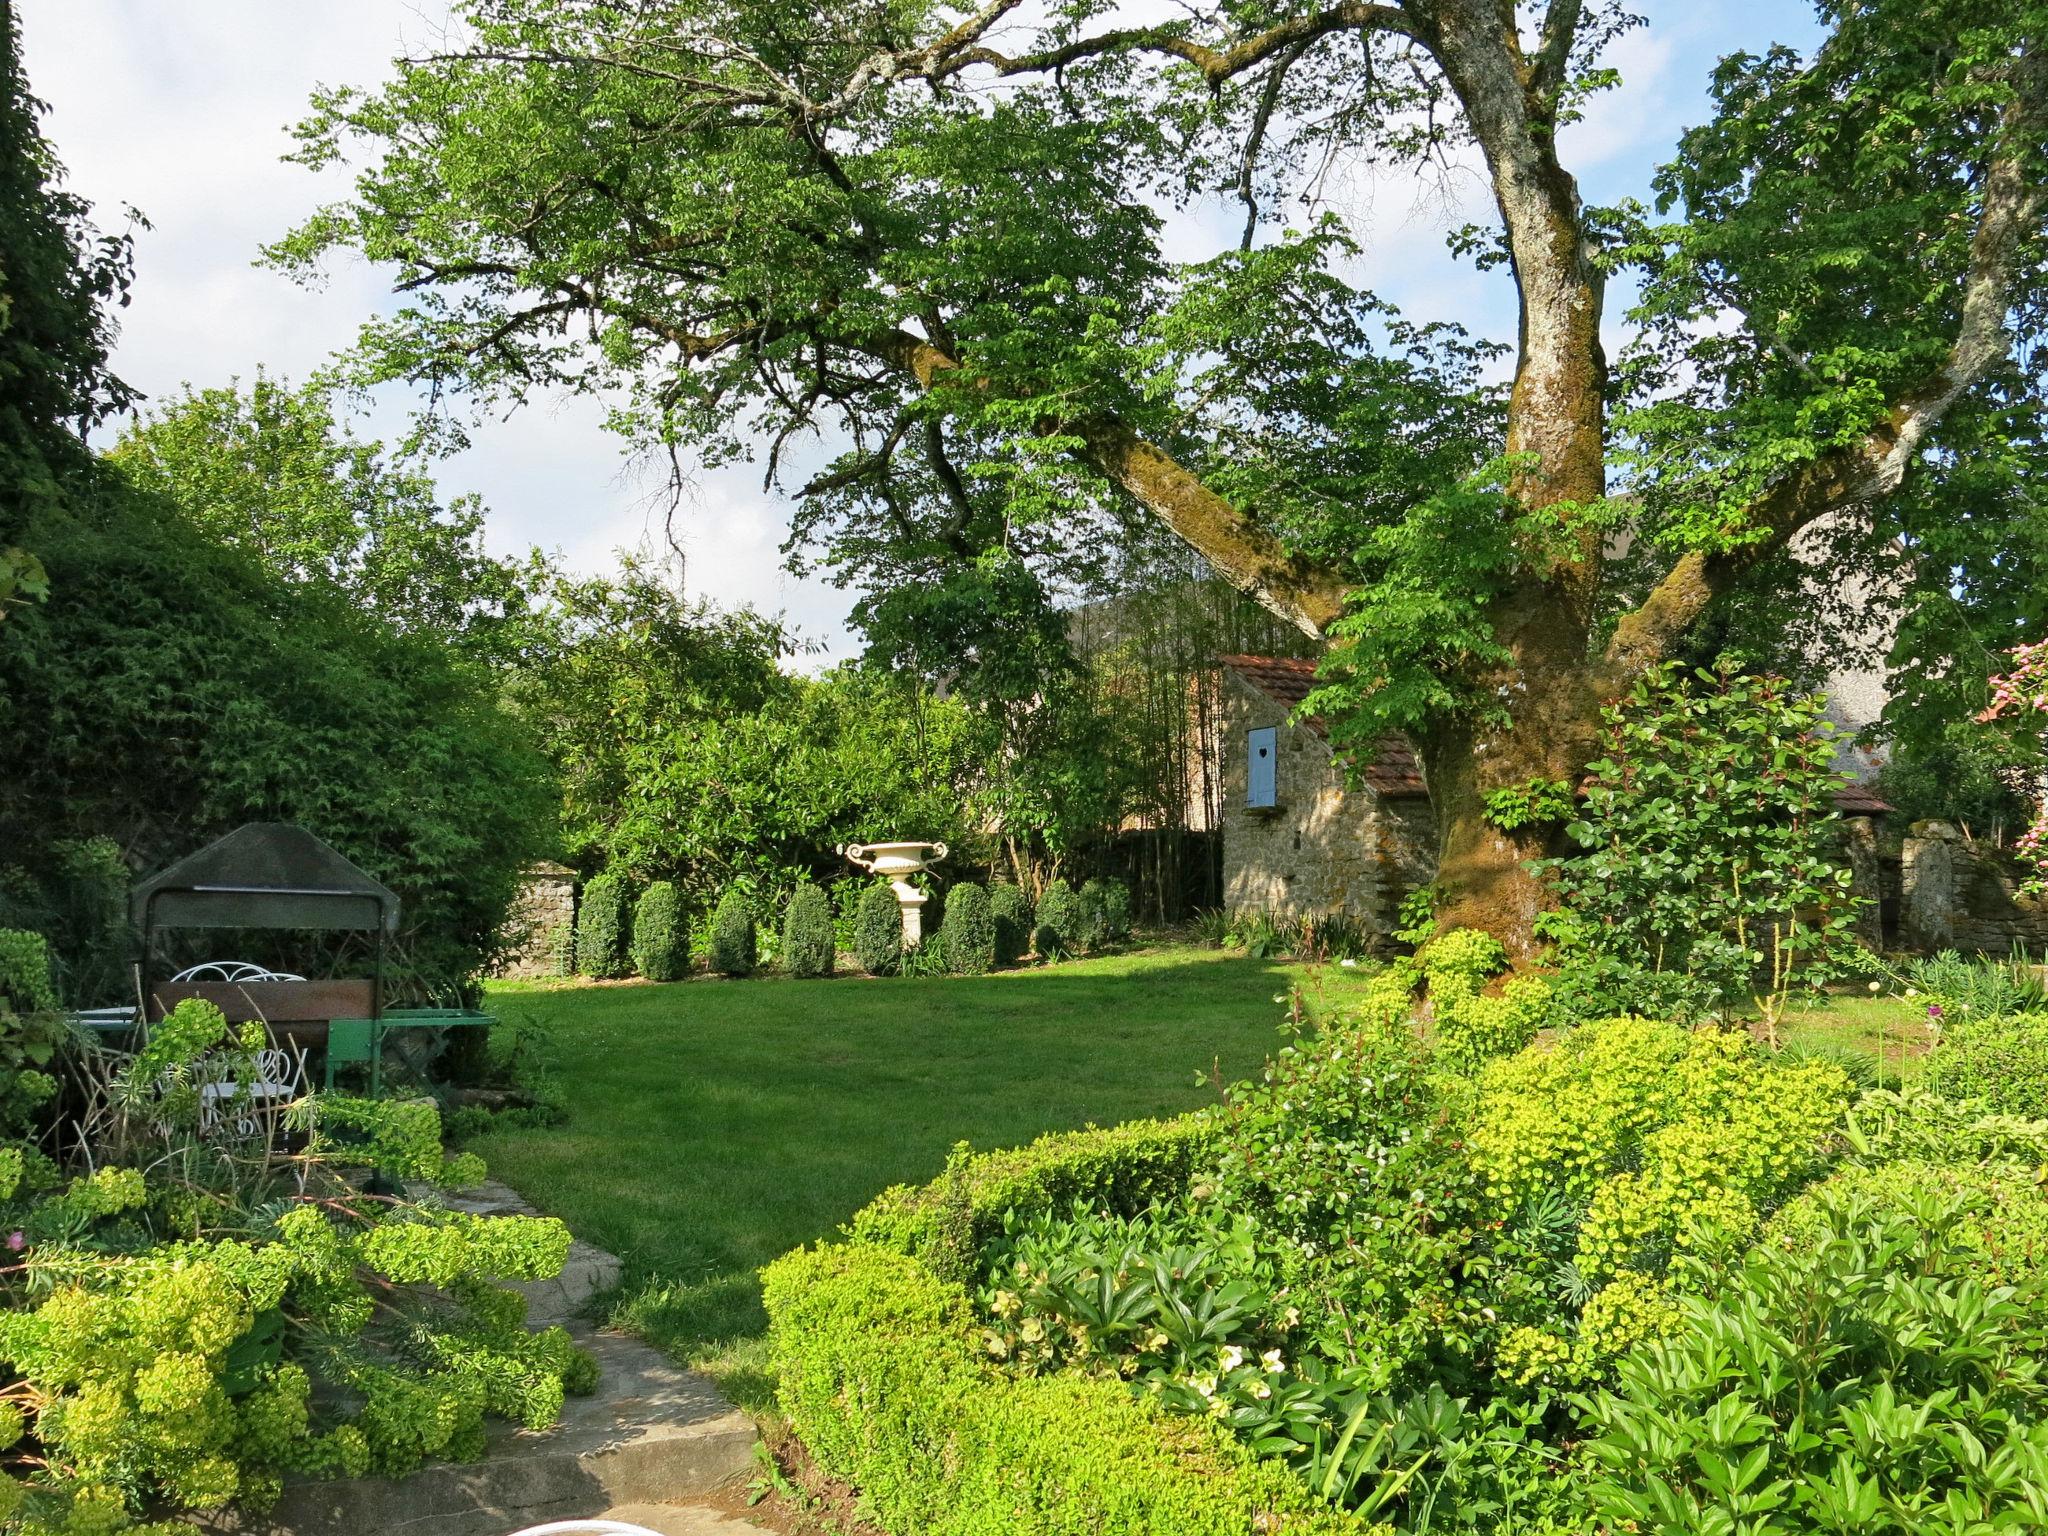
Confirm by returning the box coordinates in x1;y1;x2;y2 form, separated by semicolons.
766;1115;1382;1536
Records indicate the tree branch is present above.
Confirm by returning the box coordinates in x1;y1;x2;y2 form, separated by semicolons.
1601;60;2048;685
864;329;1347;634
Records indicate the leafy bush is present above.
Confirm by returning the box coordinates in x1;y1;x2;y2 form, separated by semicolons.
989;883;1031;966
574;870;631;980
1076;878;1113;950
763;1241;1384;1536
1033;879;1083;960
1928;1011;2048;1116
0;930;58;1016
851;883;900;976
1469;1017;1850;1382
546;921;575;978
850;1116;1220;1284
0;1000;591;1530
1539;660;1870;1025
784;882;837;978
708;888;757;977
941;882;996;975
1583;1181;2048;1534
630;881;687;981
1908;946;2045;1022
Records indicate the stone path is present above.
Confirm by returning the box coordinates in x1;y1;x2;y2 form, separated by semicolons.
226;1180;770;1535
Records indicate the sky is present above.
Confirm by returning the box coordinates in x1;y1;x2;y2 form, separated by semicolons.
17;1;1821;662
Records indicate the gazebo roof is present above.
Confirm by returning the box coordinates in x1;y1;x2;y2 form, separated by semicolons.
132;822;400;932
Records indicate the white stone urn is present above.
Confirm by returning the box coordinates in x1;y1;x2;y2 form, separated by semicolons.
840;840;949;948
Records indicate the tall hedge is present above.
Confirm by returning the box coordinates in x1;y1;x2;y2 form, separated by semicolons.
1033;880;1082;961
854;883;903;976
576;871;632;979
710;888;757;977
784;882;837;978
941;883;995;976
989;884;1030;967
631;881;688;981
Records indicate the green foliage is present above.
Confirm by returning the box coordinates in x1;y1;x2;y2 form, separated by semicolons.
0;3;136;611
1928;1013;2048;1118
629;881;687;982
1582;1181;2048;1534
940;883;996;976
1032;880;1083;960
988;884;1030;967
1415;930;1548;1074
0;1000;589;1530
784;883;838;979
1908;947;2046;1023
1077;877;1131;951
108;373;538;658
1;473;553;986
1480;778;1574;833
0;930;58;1016
762;1240;1385;1536
850;1116;1221;1286
545;922;575;978
846;883;898;977
1470;1018;1851;1378
574;871;631;980
708;889;756;978
1539;661;1870;1023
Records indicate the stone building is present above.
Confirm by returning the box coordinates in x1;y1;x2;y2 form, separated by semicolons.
1215;653;1898;944
1215;655;1437;928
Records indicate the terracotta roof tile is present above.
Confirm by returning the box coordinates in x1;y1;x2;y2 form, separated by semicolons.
1218;654;1428;797
1218;654;1892;814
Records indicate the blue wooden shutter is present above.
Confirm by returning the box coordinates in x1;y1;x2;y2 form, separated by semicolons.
1247;727;1277;807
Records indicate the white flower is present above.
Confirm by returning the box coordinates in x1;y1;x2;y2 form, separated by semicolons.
1281;1306;1301;1329
1220;1345;1245;1372
1340;957;1359;968
1144;1331;1171;1353
1192;1375;1217;1399
1868;980;1883;994
1251;1381;1273;1400
1261;1348;1285;1372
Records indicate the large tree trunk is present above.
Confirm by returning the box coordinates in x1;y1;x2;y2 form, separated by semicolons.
1419;582;1603;961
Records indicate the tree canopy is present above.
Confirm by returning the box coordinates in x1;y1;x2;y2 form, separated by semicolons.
272;0;2048;951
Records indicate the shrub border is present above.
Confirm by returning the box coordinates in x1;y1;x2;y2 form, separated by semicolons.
765;1117;1388;1536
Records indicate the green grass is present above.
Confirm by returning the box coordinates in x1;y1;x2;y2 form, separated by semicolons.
475;945;1367;1399
1777;991;1935;1083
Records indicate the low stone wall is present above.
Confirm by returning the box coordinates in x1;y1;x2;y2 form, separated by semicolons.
495;862;576;979
1898;821;2048;954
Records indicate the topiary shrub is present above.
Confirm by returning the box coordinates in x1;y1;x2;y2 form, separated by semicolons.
1100;877;1132;942
1076;878;1112;952
941;882;996;975
989;884;1030;966
784;882;837;978
854;883;902;976
630;881;688;981
574;870;632;979
709;888;757;977
1033;879;1082;960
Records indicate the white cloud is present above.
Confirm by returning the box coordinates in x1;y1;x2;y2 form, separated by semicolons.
17;0;863;662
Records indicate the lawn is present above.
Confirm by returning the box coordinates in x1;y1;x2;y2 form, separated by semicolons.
469;945;1918;1403
473;946;1378;1393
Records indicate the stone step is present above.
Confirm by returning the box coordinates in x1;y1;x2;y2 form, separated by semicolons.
223;1328;757;1536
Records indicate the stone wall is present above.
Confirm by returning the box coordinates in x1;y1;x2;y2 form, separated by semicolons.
496;862;577;979
1217;673;1433;929
1898;822;2048;954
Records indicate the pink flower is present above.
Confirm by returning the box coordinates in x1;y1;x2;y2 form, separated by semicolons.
1927;1003;1944;1020
6;1232;25;1253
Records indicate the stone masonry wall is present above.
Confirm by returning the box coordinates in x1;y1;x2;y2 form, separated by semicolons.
1219;673;1412;928
496;863;577;979
1899;821;2048;954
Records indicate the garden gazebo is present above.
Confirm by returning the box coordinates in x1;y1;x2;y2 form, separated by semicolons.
131;821;399;1045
